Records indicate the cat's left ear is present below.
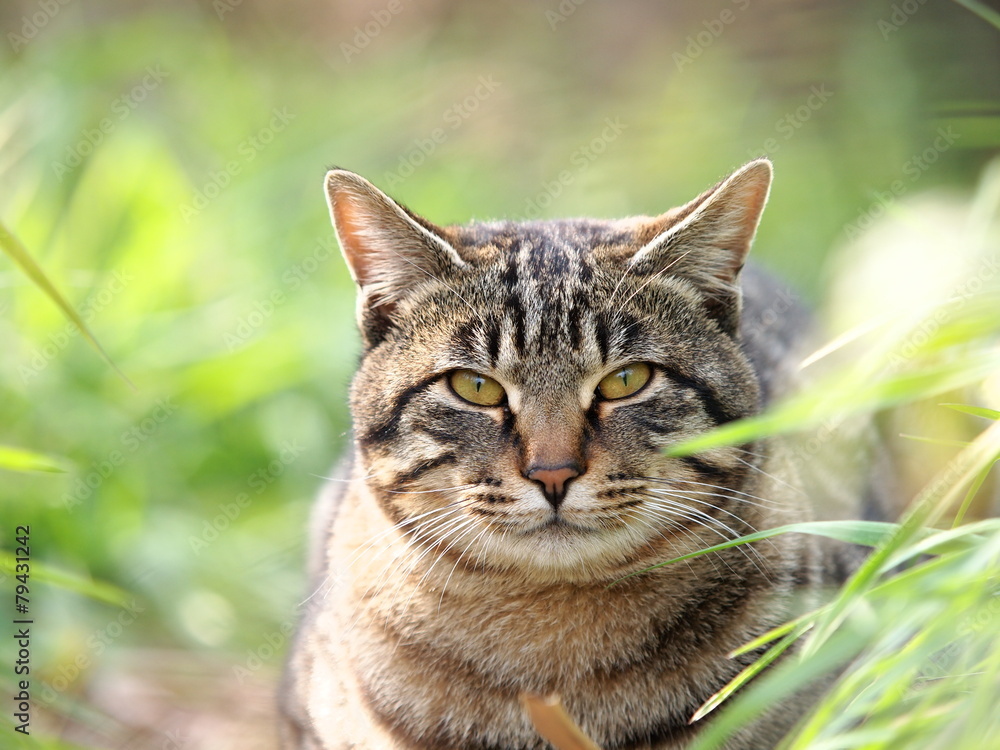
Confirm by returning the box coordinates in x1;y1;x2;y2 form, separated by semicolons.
630;159;772;335
324;169;466;343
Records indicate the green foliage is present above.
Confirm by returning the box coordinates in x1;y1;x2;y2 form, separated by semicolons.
0;553;128;607
0;445;68;473
686;517;1000;749
0;1;997;747
641;411;1000;749
0;220;131;387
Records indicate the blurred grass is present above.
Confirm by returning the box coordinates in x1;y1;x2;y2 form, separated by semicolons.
0;444;68;473
0;0;998;747
0;219;131;387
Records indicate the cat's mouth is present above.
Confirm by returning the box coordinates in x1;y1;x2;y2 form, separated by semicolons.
517;515;602;536
542;516;578;530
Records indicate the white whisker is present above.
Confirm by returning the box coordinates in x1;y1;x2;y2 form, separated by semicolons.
385;483;476;495
396;518;483;627
732;455;804;496
308;471;376;483
624;498;732;577
620;507;707;577
347;497;469;568
435;522;496;613
643;487;764;531
612;249;693;319
676;478;785;507
636;492;771;580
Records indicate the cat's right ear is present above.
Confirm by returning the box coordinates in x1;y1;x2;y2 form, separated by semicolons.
324;170;466;343
629;160;773;336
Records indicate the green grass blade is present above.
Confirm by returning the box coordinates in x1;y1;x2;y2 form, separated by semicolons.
0;444;70;473
870;548;974;599
941;403;1000;421
0;219;135;390
0;722;94;749
665;351;1000;457
800;419;1000;660
611;521;897;585
729;609;824;658
884;519;1000;567
690;621;813;723
953;0;1000;30
0;552;130;607
798;314;890;369
688;627;865;750
898;433;971;449
952;462;996;526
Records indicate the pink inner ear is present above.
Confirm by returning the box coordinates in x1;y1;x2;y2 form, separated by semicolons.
721;170;771;242
331;188;378;286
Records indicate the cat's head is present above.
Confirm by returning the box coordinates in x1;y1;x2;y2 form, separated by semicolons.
326;161;773;581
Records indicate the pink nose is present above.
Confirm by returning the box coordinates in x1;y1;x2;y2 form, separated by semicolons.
526;464;582;508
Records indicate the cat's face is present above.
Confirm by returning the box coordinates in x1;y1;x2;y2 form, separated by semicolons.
328;162;772;580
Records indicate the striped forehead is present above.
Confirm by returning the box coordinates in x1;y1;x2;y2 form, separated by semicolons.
462;220;635;292
450;222;643;381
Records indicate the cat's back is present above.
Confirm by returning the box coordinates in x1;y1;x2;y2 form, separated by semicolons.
739;263;813;406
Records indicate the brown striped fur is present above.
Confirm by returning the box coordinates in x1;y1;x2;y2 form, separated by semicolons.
280;161;855;749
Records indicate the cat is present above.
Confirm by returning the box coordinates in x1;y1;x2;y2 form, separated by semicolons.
279;159;871;749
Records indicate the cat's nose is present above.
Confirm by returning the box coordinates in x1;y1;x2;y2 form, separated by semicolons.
525;463;583;509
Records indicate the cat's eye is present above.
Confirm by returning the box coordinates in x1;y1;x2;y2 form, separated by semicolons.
597;363;652;400
449;369;506;407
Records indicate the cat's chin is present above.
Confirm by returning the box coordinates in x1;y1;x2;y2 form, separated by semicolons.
524;515;596;534
470;515;658;581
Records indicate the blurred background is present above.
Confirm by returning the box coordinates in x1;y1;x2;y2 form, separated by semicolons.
1;0;998;747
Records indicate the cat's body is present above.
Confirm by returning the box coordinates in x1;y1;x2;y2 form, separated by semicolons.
280;162;866;749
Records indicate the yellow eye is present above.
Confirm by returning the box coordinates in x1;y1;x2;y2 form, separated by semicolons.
449;369;506;406
597;363;652;400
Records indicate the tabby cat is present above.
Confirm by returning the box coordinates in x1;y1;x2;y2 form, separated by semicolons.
280;160;863;749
